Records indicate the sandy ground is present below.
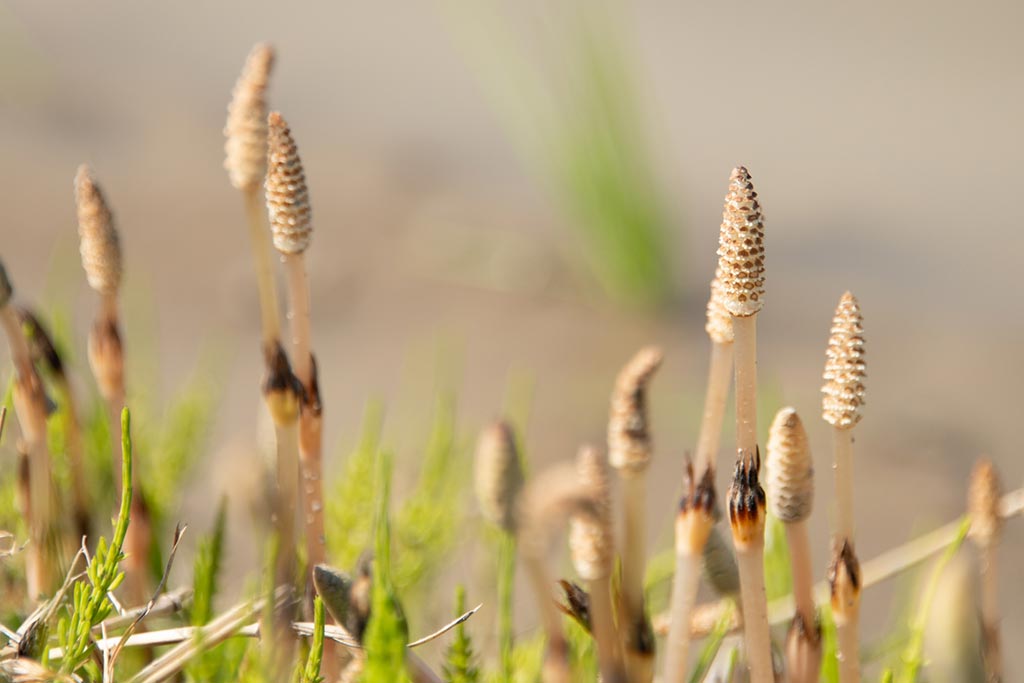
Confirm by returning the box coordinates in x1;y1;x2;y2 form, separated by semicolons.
1;0;1023;678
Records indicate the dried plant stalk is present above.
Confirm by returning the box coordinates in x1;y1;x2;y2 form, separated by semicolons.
607;346;662;683
663;464;716;683
968;458;1003;682
727;450;772;683
569;447;625;683
266;111;325;597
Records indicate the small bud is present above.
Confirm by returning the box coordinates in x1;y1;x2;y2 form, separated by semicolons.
607;346;662;473
676;463;716;555
266;112;312;255
556;579;591;632
17;308;64;378
704;269;734;344
967;458;1002;545
765;407;814;523
727;448;766;550
715;167;765;317
75;165;123;296
822;292;866;428
568;446;614;580
474;420;524;533
828;539;861;624
224;44;275;191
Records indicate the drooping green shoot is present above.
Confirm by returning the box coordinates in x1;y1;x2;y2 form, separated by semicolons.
443;585;480;683
58;407;133;675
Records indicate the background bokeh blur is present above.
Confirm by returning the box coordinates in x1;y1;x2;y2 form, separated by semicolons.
1;0;1022;677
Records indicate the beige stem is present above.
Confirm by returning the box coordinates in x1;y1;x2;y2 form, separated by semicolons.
731;315;758;457
735;544;773;683
835;605;861;683
694;341;734;475
588;575;626;683
832;428;855;542
243;187;281;348
272;420;300;588
284;255;312;388
621;473;646;624
522;554;569;683
663;552;703;683
785;520;815;627
980;542;1002;681
299;410;326;573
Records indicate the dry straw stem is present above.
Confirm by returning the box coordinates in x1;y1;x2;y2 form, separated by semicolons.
663;464;716;683
766;407;820;682
829;540;861;683
0;261;58;598
607;345;662;683
225;43;282;349
968;458;1002;682
727;450;772;683
518;463;602;683
568;446;625;683
19;308;92;544
266;111;326;591
474;420;525;533
716;166;765;461
694;270;734;475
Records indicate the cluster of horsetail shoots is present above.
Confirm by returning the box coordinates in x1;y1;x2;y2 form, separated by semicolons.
607;346;662;683
968;458;1003;682
822;290;866;683
74;164;152;605
766;407;821;683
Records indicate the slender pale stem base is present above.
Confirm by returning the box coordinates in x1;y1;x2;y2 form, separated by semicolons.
835;606;861;683
979;542;1002;682
272;421;300;588
284;255;313;387
694;341;734;475
731;315;758;457
588;574;626;683
832;428;855;542
735;544;773;683
522;554;569;683
243;187;281;349
786;520;815;627
663;552;703;683
621;473;646;622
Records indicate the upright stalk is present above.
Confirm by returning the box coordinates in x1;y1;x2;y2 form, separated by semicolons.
968;458;1003;682
607;346;662;683
244;186;282;349
694;340;733;474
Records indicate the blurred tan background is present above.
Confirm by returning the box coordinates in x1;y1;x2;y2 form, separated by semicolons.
1;0;1022;677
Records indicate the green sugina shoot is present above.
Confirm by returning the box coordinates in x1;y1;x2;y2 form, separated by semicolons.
300;597;326;683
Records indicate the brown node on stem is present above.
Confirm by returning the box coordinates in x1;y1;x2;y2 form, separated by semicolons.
822;292;866;428
715;166;765;318
968;458;1002;545
0;261;12;309
556;579;591;632
607;346;663;473
568;446;614;581
225;43;275;192
74;165;122;296
262;340;301;426
676;462;716;555
785;611;823;679
88;316;124;403
16;308;64;378
474;420;524;533
266;111;312;255
727;448;766;549
828;539;861;623
704;269;734;344
765;407;814;523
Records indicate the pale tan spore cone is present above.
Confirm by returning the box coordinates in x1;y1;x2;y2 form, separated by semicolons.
607;345;663;473
74;165;122;297
765;407;813;524
822;292;866;429
715;166;765;318
705;269;734;344
474;420;524;534
968;458;1002;544
568;446;614;581
225;43;275;192
266;111;313;255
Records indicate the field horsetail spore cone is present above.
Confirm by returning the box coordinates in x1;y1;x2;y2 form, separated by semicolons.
766;407;821;683
607;345;662;683
74;164;152;604
968;458;1003;682
224;43;282;352
569;447;626;683
662;464;716;683
0;260;59;598
266;111;326;600
821;291;866;683
716;166;765;459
